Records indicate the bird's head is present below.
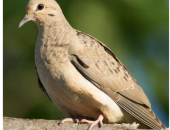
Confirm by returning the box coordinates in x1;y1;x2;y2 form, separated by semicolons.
19;0;63;28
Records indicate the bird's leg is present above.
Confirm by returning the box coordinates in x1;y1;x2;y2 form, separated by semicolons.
80;114;104;130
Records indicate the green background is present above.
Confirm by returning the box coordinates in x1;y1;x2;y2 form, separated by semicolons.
4;0;169;127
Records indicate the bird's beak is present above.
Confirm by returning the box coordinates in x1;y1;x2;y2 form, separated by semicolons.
18;14;35;28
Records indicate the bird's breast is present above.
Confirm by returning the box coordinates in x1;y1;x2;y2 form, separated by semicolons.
35;42;70;77
35;42;76;105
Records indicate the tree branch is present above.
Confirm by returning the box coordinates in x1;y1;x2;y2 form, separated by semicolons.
3;117;140;130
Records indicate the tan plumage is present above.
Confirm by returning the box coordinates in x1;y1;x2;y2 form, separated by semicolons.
19;0;166;129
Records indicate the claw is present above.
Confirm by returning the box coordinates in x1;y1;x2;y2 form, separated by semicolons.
87;114;104;130
79;114;104;130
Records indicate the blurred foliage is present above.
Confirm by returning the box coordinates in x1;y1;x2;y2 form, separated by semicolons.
4;0;169;127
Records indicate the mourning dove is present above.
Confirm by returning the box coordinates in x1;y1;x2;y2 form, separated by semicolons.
19;0;166;129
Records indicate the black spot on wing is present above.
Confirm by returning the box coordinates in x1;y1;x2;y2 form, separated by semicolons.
48;14;55;16
71;54;89;69
71;60;101;89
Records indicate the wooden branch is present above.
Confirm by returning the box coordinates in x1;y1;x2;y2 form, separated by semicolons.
3;117;140;130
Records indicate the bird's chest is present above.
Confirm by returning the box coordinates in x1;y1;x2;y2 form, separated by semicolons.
35;43;70;84
35;43;87;115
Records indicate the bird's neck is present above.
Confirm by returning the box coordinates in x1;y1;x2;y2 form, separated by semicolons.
35;21;78;73
37;21;77;46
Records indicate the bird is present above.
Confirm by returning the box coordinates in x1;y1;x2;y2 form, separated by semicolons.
19;0;166;129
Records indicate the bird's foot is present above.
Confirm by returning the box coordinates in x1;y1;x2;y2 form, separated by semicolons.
58;117;79;125
58;114;104;130
80;114;104;130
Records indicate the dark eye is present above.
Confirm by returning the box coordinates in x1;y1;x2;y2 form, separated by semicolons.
37;4;44;10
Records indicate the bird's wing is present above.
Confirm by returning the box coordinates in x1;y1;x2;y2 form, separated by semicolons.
35;66;52;102
68;30;165;129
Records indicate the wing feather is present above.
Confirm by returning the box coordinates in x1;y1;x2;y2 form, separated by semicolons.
68;30;166;129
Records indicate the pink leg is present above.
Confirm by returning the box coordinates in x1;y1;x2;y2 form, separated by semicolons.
80;114;104;130
59;116;89;125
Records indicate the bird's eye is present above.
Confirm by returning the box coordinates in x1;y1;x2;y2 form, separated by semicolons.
37;4;44;10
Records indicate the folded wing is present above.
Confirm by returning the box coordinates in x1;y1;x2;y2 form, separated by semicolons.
68;31;165;129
